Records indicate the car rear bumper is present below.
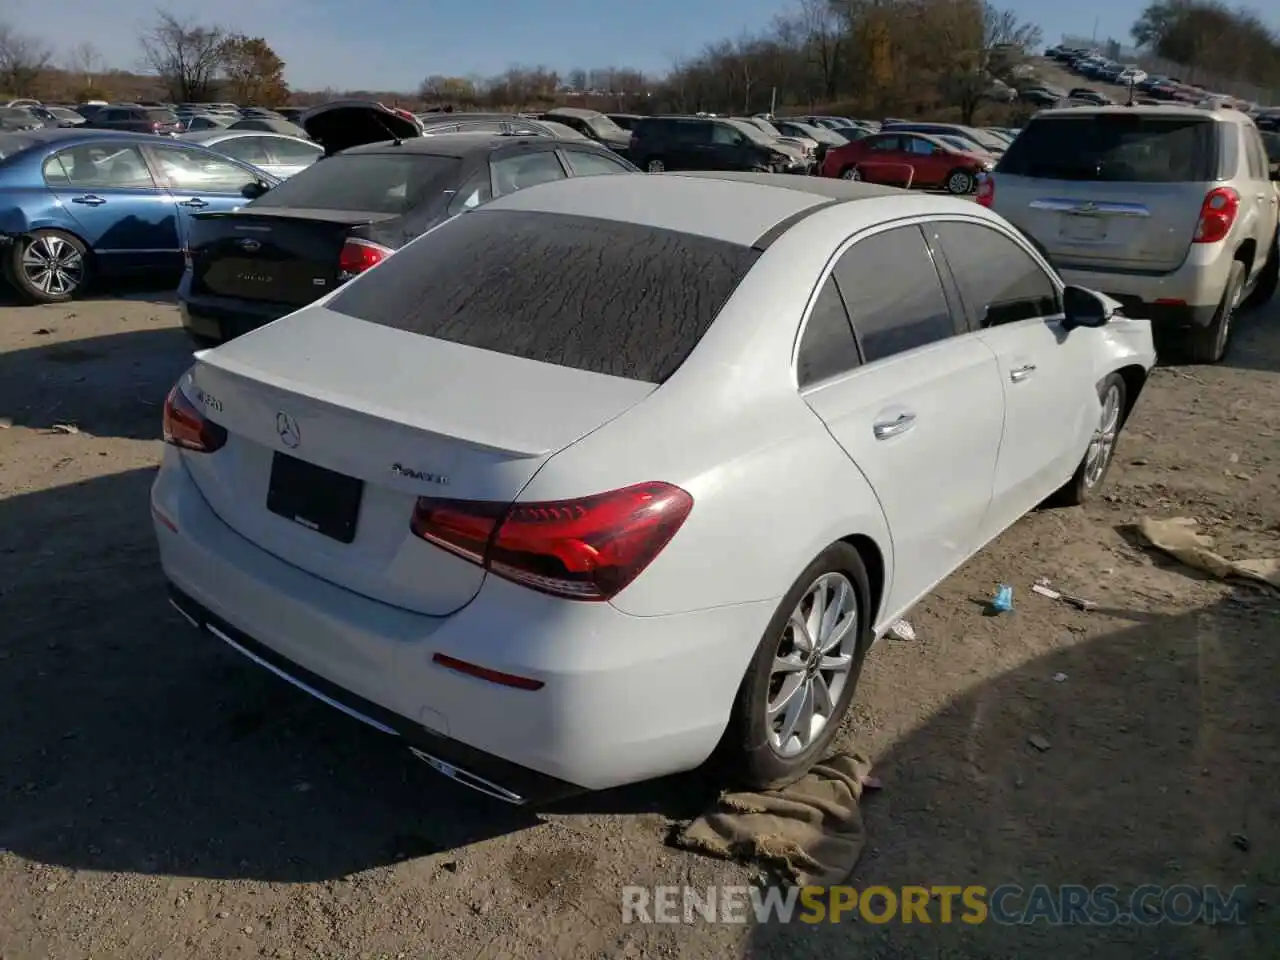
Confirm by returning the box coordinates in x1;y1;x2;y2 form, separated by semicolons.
1057;253;1229;327
178;272;298;343
150;449;770;800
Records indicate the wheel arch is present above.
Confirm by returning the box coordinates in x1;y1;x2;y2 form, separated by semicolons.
840;533;887;631
1234;237;1256;279
1112;363;1148;426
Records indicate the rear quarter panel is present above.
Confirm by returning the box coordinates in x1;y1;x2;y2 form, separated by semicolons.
0;152;61;235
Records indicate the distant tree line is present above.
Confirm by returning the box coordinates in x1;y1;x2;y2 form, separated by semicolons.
1131;0;1280;92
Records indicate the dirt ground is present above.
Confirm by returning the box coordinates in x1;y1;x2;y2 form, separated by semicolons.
0;279;1278;960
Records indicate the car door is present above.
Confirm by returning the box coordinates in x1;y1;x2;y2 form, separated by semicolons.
799;223;1005;616
927;219;1097;536
141;142;265;249
1242;129;1279;263
40;141;181;272
903;135;945;187
858;135;903;183
670;120;712;169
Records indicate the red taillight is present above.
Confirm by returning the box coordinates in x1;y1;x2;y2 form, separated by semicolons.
410;482;694;601
162;383;227;453
338;238;393;279
975;173;995;207
1193;187;1239;244
432;654;544;690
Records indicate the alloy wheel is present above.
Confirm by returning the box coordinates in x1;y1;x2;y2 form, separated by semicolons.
766;572;858;758
21;235;85;297
1083;383;1122;487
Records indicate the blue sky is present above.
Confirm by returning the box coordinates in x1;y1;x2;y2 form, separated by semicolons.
10;0;1279;92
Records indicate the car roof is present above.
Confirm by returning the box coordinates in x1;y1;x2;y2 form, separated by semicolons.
182;129;316;145
477;170;907;246
342;132;599;157
545;107;602;120
1031;104;1247;123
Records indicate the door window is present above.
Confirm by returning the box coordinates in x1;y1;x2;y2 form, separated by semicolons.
711;124;745;146
265;137;322;166
672;120;711;143
44;144;155;189
929;222;1061;329
216;136;273;167
833;225;956;363
147;144;260;194
490;150;566;196
906;137;935;155
561;149;632;177
797;276;860;387
447;169;493;215
867;135;901;152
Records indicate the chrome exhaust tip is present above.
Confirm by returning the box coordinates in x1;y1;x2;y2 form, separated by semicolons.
409;747;526;806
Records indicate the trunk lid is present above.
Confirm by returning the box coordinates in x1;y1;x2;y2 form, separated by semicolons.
180;306;656;616
301;100;423;155
992;112;1220;272
188;209;395;305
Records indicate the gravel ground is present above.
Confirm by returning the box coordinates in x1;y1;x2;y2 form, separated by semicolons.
1;281;1278;959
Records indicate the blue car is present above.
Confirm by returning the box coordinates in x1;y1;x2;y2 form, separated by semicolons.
0;128;279;303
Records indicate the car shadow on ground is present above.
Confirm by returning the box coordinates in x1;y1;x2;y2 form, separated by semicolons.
0;467;717;885
0;326;193;439
1223;298;1280;374
0;276;179;309
739;591;1280;959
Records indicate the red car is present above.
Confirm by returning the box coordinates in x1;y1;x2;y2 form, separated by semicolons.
819;131;993;194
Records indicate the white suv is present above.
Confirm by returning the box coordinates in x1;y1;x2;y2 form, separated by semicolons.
982;104;1279;362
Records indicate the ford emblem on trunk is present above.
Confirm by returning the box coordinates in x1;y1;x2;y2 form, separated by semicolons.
276;412;301;448
238;238;261;252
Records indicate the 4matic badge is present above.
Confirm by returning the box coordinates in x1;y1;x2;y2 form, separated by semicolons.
391;463;449;485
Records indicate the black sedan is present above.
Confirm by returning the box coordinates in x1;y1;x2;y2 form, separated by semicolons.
178;100;639;343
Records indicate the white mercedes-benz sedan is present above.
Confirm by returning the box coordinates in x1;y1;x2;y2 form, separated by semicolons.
152;171;1156;805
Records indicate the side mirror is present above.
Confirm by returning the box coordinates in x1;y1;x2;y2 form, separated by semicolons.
242;180;270;200
1061;285;1115;330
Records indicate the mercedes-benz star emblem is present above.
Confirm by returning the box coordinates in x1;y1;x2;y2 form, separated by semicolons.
238;238;261;252
276;412;301;448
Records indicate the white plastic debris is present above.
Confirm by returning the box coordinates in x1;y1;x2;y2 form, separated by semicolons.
887;619;916;641
1032;581;1097;612
1052;672;1068;683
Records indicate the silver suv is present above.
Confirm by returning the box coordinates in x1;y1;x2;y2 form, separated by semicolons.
982;104;1279;362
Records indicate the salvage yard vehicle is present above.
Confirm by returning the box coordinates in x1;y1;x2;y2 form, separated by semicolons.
0;128;277;303
177;100;638;344
983;104;1280;363
179;129;322;179
154;172;1155;804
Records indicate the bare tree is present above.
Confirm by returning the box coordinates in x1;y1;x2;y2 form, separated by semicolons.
65;41;103;80
0;22;52;97
138;12;227;102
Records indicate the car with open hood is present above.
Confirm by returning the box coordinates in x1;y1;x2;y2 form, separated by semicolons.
177;101;637;344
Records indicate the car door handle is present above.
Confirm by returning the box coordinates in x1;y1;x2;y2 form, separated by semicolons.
872;412;916;440
1010;364;1037;382
71;195;105;206
178;198;208;208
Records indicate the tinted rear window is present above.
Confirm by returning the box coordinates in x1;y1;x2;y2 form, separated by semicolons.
248;153;461;213
997;115;1218;182
328;209;760;383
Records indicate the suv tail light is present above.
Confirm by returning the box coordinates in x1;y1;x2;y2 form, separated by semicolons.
338;238;393;280
1193;187;1239;244
163;383;227;453
975;173;995;207
410;482;694;601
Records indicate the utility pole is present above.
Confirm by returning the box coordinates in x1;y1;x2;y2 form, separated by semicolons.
769;86;777;117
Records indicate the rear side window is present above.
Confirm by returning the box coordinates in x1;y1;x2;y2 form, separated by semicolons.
328;209;761;383
997;115;1218;182
929;222;1061;329
833;225;955;363
797;277;860;387
249;154;461;213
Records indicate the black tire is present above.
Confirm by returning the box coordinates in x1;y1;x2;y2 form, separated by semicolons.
643;157;664;173
718;542;872;791
1047;372;1128;508
945;168;975;194
840;165;860;181
1184;261;1245;364
7;229;90;304
1241;233;1278;309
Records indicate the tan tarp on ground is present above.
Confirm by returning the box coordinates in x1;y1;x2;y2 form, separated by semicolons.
675;753;871;887
1136;517;1280;588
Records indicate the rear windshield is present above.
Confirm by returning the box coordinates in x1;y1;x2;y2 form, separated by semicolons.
144;109;178;122
248;153;461;213
997;115;1218;182
328;209;761;383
